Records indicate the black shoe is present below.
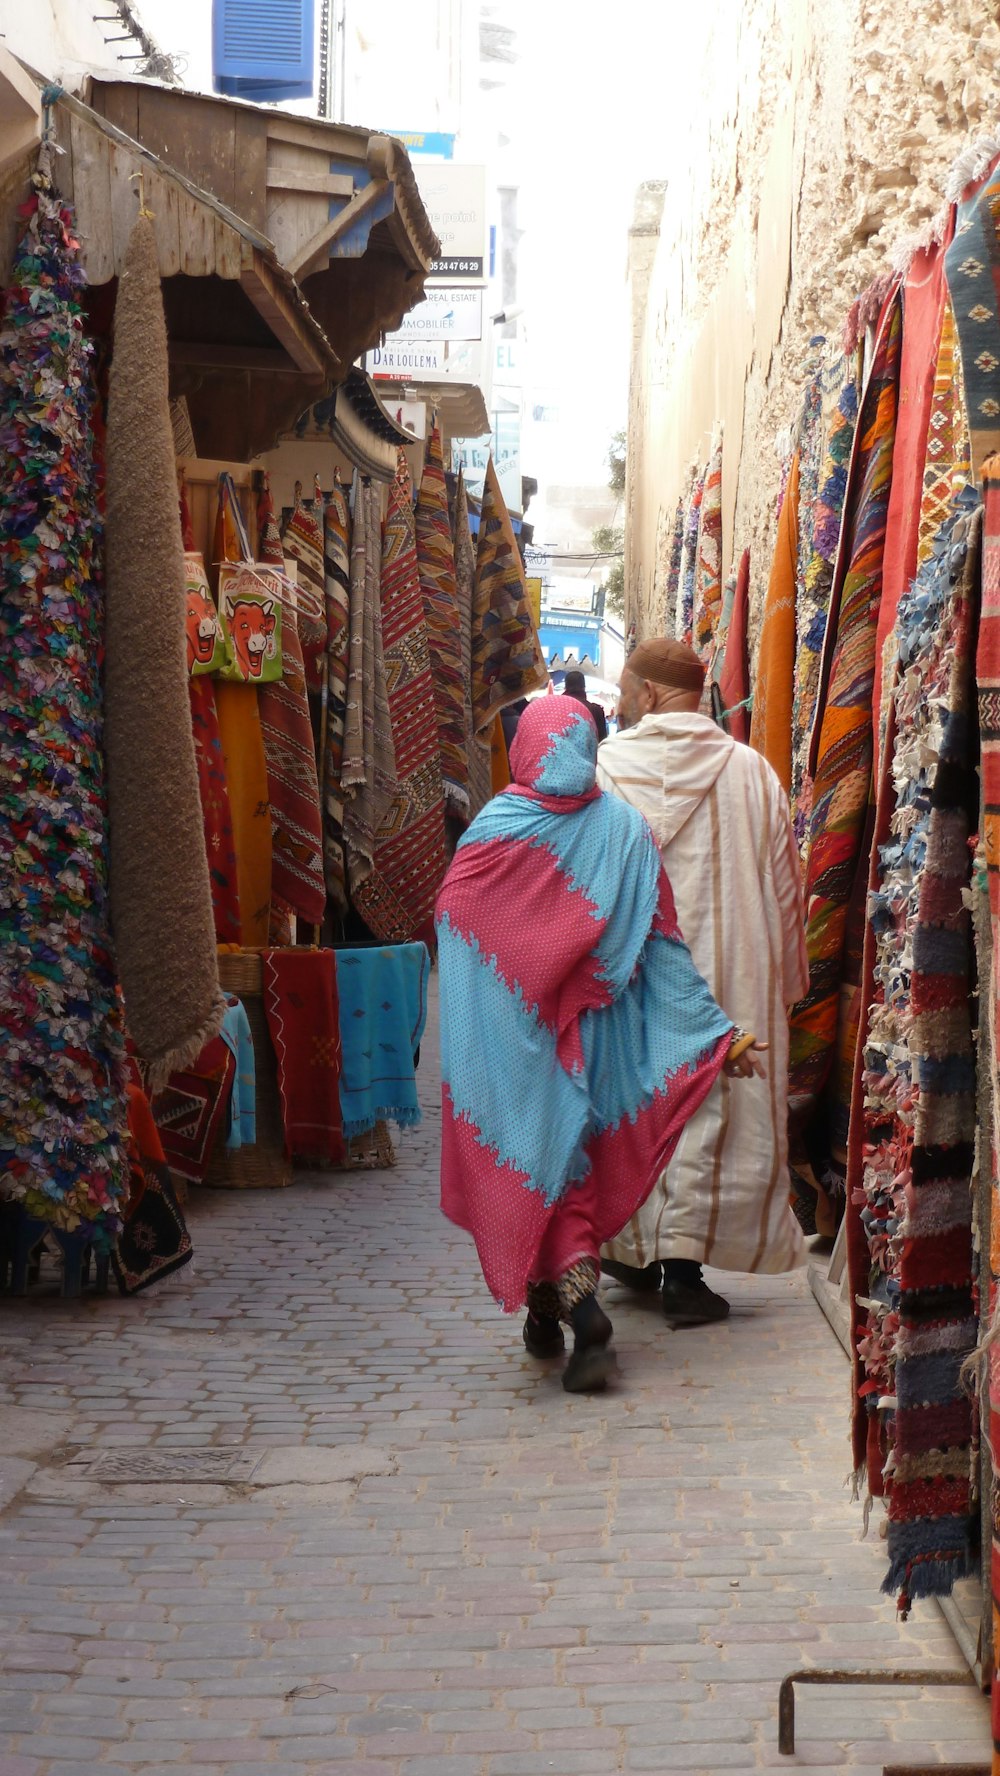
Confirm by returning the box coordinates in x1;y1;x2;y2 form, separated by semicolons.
601;1257;663;1293
562;1294;614;1393
523;1311;565;1358
661;1276;731;1328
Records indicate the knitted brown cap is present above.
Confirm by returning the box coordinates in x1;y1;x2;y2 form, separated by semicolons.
627;637;705;693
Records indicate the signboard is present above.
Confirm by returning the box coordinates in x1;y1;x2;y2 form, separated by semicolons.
492;410;521;514
524;576;543;630
395;287;483;342
416;164;488;284
366;342;444;379
390;130;455;159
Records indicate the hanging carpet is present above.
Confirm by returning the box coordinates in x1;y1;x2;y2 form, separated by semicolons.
114;1082;193;1294
341;476;398;894
416;422;469;816
262;948;344;1165
353;453;447;945
676;469;703;646
151;1033;235;1186
788;295;901;1135
885;509;979;1610
335;943;430;1139
255;474;326;927
323;475;352;916
663;489;687;638
945;151;1000;478
471;456;548;733
692;436;723;662
0;144;129;1243
280;477;328;695
873;234;952;739
179;481;241;945
750;451;800;792
453;470;492;819
212;474;272;946
104;211;224;1090
715;548;751;743
792;356;860;850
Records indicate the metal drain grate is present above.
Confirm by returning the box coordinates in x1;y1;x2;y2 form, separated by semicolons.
67;1448;262;1484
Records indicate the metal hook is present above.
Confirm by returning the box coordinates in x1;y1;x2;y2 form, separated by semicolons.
129;168;154;220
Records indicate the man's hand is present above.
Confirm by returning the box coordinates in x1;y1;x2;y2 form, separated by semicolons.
724;1038;768;1079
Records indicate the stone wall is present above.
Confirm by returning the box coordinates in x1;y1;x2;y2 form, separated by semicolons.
625;0;1000;649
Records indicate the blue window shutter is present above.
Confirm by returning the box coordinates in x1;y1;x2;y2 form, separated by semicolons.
212;0;315;102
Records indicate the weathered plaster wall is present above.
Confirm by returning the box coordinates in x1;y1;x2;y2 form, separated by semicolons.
626;0;1000;648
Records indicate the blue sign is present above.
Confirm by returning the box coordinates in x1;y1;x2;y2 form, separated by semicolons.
390;131;455;159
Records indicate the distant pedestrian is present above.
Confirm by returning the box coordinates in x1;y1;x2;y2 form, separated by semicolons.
562;668;608;740
435;696;764;1392
598;637;807;1325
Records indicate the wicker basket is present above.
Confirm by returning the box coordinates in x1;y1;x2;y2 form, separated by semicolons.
342;1120;396;1170
203;951;292;1190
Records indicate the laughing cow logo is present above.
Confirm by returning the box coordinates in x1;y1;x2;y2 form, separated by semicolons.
228;599;276;682
185;583;220;671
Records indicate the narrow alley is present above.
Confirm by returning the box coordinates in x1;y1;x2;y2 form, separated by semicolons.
0;989;990;1776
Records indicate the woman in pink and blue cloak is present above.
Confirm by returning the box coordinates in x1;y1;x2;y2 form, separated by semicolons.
436;696;761;1392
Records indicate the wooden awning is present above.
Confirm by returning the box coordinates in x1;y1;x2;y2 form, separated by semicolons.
87;78;440;371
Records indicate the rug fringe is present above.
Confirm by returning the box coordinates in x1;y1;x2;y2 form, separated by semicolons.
945;129;1000;204
342;1107;422;1141
140;992;227;1097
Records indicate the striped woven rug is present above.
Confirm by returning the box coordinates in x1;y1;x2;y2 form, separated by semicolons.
416;423;469;818
353;454;446;945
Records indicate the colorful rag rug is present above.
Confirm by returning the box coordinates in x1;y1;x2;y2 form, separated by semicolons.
151;1034;235;1184
179;483;241;945
335;942;430;1140
676;470;704;646
256;475;326;927
789;295;901;1149
353;455;447;945
471;457;548;734
280;479;328;694
945;151;1000;479
886;508;979;1609
436;698;734;1311
693;437;723;662
114;1083;193;1295
714;548;751;743
416;423;469;816
750;452;799;793
323;475;352;916
852;490;979;1605
262;948;344;1165
104;212;224;1089
792;356;859;850
342;477;398;894
0;145;129;1245
213;475;272;947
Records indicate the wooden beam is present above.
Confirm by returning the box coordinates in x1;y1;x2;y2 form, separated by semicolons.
239;246;339;375
286;178;389;279
266;168;355;199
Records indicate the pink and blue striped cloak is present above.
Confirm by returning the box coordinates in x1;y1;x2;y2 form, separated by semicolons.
436;697;735;1310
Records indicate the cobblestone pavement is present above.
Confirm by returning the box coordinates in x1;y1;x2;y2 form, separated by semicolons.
0;990;990;1775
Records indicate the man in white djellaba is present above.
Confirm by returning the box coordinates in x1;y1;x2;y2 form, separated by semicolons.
597;636;808;1327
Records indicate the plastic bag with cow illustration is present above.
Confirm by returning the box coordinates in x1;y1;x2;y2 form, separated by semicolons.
216;562;284;685
184;552;233;677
